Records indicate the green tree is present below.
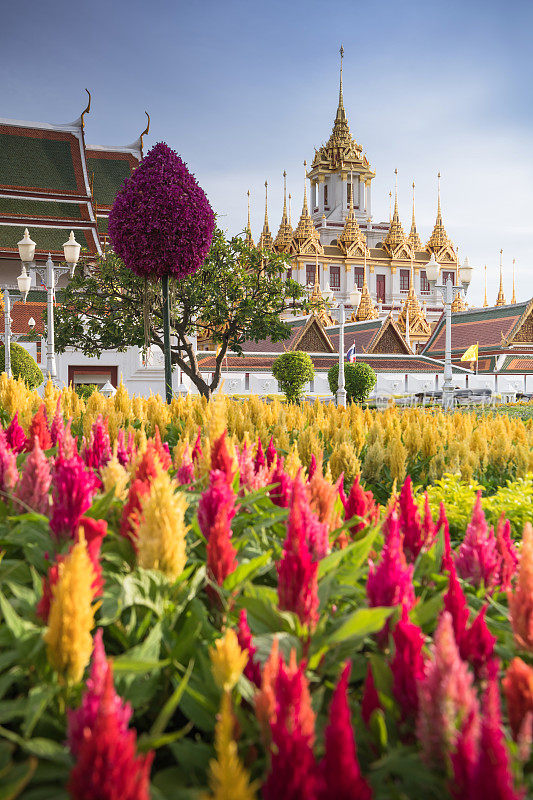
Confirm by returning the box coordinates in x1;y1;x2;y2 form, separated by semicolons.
0;343;43;389
53;228;308;398
272;351;314;404
328;361;376;403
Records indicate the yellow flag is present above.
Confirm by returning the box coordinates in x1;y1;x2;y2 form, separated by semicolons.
461;343;478;362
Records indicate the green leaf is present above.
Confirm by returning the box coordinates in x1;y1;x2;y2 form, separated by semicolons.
0;757;37;800
112;658;170;674
150;660;194;738
318;529;378;580
0;592;36;639
22;685;56;739
328;606;393;644
223;551;272;592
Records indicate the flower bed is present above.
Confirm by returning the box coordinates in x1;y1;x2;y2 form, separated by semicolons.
0;378;532;799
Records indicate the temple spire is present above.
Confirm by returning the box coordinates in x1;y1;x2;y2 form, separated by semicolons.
338;45;344;112
496;249;506;306
288;193;292;226
407;180;423;251
257;180;273;251
352;246;378;321
483;265;488;307
512;258;517;304
291;161;322;253
426;171;451;253
274;170;293;252
382;169;407;255
451;246;467;312
245;190;254;247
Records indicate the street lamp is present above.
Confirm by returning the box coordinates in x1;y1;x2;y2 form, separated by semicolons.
427;253;473;409
336;285;362;407
100;380;116;398
17;228;81;382
1;281;34;378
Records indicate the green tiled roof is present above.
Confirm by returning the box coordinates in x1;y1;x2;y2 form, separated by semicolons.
0;134;79;192
0;224;94;253
87;157;131;206
0;196;83;220
97;215;108;234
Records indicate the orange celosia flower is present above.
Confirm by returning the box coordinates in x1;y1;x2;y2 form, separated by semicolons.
508;523;533;651
503;657;533;741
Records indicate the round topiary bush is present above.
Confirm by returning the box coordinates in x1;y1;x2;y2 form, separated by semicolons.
328;361;376;404
0;343;43;389
272;351;314;404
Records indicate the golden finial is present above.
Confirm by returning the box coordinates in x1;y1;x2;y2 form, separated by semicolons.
303;160;308;211
427;171;450;253
245;190;254;247
437;171;441;215
288;193;292;226
389;190;392;223
512;258;517;304
274;172;293;252
81;88;91;130
282;170;287;216
139;111;150;157
349;169;355;215
483;265;488;307
264;180;269;226
408;180;423;251
496;249;506;306
339;45;344;109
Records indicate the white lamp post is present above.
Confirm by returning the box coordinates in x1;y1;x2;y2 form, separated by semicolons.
18;229;81;382
100;380;116;398
1;281;35;378
336;285;362;407
426;253;473;410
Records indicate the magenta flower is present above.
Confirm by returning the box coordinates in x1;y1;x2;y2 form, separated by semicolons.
0;428;18;494
49;452;99;539
5;412;27;453
417;612;479;767
444;562;470;652
495;516;519;591
391;606;426;723
49;399;64;447
254;437;266;472
116;429;136;468
269;457;293;508
308;453;318;480
455;493;500;590
265;436;277;468
197;469;237;541
176;444;195;487
109;141;215;280
450;706;480;800
342;474;379;536
318;663;372;800
14;436;51;515
82;415;112;471
439;502;453;572
237;609;261;687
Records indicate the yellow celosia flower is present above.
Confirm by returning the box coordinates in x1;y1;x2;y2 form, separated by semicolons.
210;628;248;692
136;471;188;579
100;454;130;500
202;692;257;800
44;534;96;684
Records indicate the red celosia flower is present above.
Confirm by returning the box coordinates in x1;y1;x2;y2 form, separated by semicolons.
134;446;160;484
461;605;497;681
255;638;280;741
25;404;52;452
37;554;63;623
68;629;132;757
439;502;453;572
397;477;435;562
210;431;234;481
503;657;533;742
109;141;214;280
14;436;51;515
0;428;18;494
5;412;27;453
152;426;172;471
205;476;238;586
319;662;372;800
495;516;519;592
254;437;265;473
263;651;319;800
308;453;318;480
269;457;292;508
67;668;153;800
116;429;135;468
237;609;261;687
444;562;470;651
367;511;415;644
450;706;480;800
119;479;150;544
265;436;277;468
455;492;500;590
191;429;202;463
342;474;379;537
508;523;533;651
78;517;107;599
82;415;112;471
391;606;426;723
361;663;381;728
277;478;320;629
49;453;99;539
198;470;237;541
470;676;523;800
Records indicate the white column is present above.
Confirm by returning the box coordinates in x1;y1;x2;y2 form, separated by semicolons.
366;182;372;218
358;178;363;210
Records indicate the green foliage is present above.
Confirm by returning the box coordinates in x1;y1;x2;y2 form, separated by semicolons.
328;361;377;403
0;343;43;389
74;383;97;401
54;229;309;398
272;350;314;403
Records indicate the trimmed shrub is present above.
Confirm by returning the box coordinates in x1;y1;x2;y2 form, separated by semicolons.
0;343;43;389
328;361;376;403
272;351;314;404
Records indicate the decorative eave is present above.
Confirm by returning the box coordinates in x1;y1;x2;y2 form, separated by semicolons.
291;313;336;353
365;313;413;355
501;297;533;347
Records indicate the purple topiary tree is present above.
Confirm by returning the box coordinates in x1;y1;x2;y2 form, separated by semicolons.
108;141;214;280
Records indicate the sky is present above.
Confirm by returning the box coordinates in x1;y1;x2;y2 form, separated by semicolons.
2;0;532;307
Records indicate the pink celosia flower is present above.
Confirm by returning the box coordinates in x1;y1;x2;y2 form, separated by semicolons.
397;476;425;562
254;437;265;472
191;429;202;463
14;436;51;515
444;562;470;651
495;516;519;592
67;668;153;800
25;404;52;452
0;428;18;494
342;474;379;537
5;412;27;453
197;470;237;541
438;502;453;573
292;474;330;560
210;431;234;481
461;605;497;681
151;426;171;471
265;436;277;468
318;662;372;800
361;663;381;728
470;676;524;800
367;512;415;644
175;444;195;487
49;453;99;539
68;629;132;757
455;492;500;590
391;606;426;723
308;453;318;480
263;651;319;800
49;398;64;447
82;415;112;471
508;523;533;651
277;478;320;629
450;706;480;800
115;429;130;468
417;612;479;767
237;441;255;491
269;457;292;508
237;609;261;687
57;419;78;460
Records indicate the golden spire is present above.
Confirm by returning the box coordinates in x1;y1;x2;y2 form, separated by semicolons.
382;169;407;255
331;44;349;140
352;247;378;321
309;250;333;326
257;180;273;251
426;171;451;253
512;258;517;304
389;191;392;223
407;180;423;251
288;193;292;226
338;169;365;255
496;249;506;306
483;265;488;307
451;246;467;312
274;170;293;252
245;190;254;247
291;161;322;252
397;244;430;336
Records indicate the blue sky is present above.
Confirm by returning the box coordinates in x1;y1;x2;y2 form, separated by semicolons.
2;0;532;306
